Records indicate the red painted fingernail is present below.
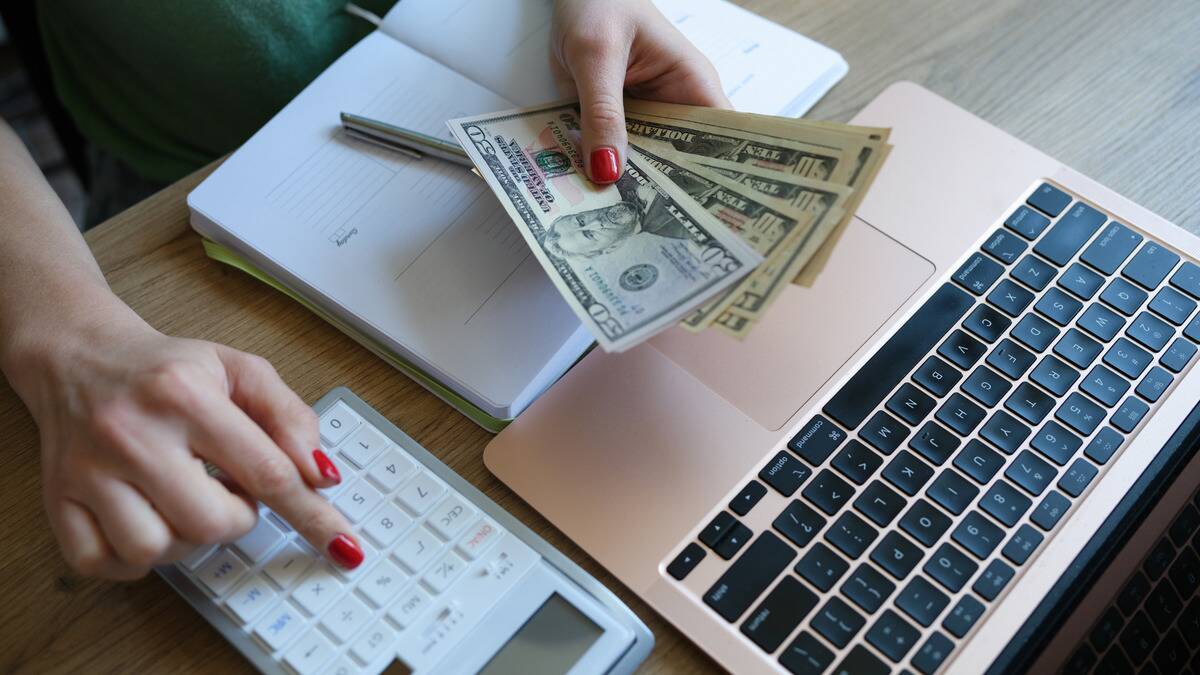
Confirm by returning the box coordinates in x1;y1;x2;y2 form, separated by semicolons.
327;533;363;569
589;147;620;184
313;449;340;484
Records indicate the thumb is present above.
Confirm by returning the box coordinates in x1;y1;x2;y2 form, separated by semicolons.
568;45;629;184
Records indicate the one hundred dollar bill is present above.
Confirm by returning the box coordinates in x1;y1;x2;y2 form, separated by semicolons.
447;102;763;352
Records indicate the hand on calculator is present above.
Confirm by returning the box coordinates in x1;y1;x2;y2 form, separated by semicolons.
5;313;363;580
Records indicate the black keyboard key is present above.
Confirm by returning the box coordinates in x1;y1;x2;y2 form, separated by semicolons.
1031;420;1082;465
1136;366;1173;403
1169;504;1200;546
1056;392;1106;435
962;366;1011;406
982;228;1028;265
1124;242;1180;290
896;576;950;627
987;338;1036;379
1011;253;1057;291
1160;338;1196;373
860;410;910;454
871;531;923;580
886;383;936;426
1082;221;1142;274
1168;547;1200;596
759;450;812;496
909;421;960;465
741;576;818;653
987;279;1036;317
1127;311;1173;352
943;595;985;638
1145;538;1175;580
826;512;878;559
1152;629;1189;673
1027;182;1072;217
1180;599;1200;649
1006;204;1052;239
981;480;1032;527
1030;355;1079;396
866;609;920;663
936;393;987;436
978;411;1031;455
913;356;962;397
832;646;888;675
832;439;883;485
1105;337;1154;379
882;450;935;496
1060;262;1105;300
1078;303;1125;341
1081;364;1130;407
854;480;906;526
973;559;1015;601
1005;381;1057;425
1058;458;1099;497
730;481;767;516
1054;328;1104;368
900;499;952;548
1097;648;1134;674
1084;427;1124;464
927;470;979;515
795;542;849;592
963;304;1011;343
667;543;706;580
1146;582;1183;633
824;284;975;428
1149;286;1196;325
1035;202;1106;265
704;531;796;622
811;597;866;648
953;511;1004;559
700;511;736;548
1032;491;1072;531
715;522;753;559
912;632;954;675
953;439;1004;484
788;415;847;466
803;470;854;516
1112;396;1151;433
1036;287;1084;326
938;330;987;370
1002;524;1044;565
778;631;834;675
1005;450;1056;496
953;252;1005;295
842;563;895;613
1102;277;1149;316
773;500;826;548
1118;571;1151;617
925;543;978;592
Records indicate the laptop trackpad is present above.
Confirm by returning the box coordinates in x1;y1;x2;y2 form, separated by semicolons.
650;217;934;431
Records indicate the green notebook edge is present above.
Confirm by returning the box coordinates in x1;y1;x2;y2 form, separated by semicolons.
201;239;511;433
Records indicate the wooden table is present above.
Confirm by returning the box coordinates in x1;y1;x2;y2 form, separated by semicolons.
2;1;1198;672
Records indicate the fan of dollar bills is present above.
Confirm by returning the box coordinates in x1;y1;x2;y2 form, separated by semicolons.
447;100;891;352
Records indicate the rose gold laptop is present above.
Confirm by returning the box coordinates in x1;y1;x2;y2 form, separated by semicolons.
484;82;1200;673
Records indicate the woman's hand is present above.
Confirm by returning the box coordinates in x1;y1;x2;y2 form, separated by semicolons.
4;307;362;580
553;0;730;184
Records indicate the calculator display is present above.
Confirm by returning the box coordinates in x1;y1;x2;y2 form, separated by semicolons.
477;593;603;675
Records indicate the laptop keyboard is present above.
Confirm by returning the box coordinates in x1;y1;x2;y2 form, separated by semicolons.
665;181;1200;674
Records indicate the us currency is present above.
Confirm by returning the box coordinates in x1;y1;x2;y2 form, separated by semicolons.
446;102;763;352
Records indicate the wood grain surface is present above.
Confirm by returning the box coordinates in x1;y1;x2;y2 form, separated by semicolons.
2;1;1198;672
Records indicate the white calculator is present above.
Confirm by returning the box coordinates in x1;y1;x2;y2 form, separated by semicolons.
158;387;653;675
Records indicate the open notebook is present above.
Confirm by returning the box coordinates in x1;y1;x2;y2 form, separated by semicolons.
188;0;847;431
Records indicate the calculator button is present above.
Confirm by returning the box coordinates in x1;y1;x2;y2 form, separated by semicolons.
253;602;306;652
263;541;314;590
397;471;445;515
362;502;413;548
335;481;385;523
340;425;389;469
293;565;344;616
423;549;468;593
233;514;286;563
319;453;355;499
319;401;362;447
356;559;407;609
428;494;477;540
457;519;503;560
195;548;250;596
366;449;415;493
320;593;372;644
179;545;217;571
322;656;360;675
283;627;336;675
386;585;432;629
394;525;443;573
225;573;278;624
350;619;396;665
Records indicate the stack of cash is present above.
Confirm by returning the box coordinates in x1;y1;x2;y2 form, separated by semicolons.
448;101;890;352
